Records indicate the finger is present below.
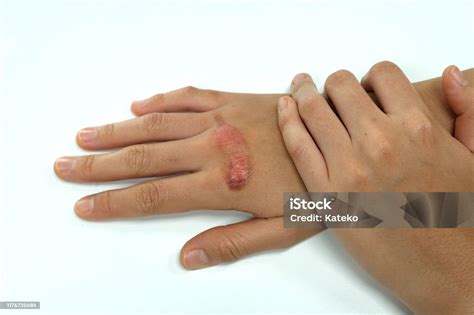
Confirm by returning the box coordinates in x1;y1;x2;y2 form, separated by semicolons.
278;96;329;187
324;70;386;136
77;112;212;150
361;61;427;115
55;137;205;182
132;86;225;115
442;65;474;152
291;73;351;156
73;172;223;220
180;217;323;270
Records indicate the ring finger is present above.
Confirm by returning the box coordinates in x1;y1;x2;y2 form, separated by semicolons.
55;136;207;182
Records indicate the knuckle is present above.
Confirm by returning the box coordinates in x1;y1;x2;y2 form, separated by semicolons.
202;88;221;102
292;73;311;84
96;191;113;213
209;90;227;108
147;93;165;105
369;130;395;161
373;140;395;163
153;93;164;101
135;182;165;215
289;143;308;162
298;93;321;118
209;110;225;127
81;155;96;177
325;69;354;90
368;61;400;78
292;73;311;91
100;123;115;140
216;232;248;262
349;164;370;189
141;112;165;133
352;170;370;189
298;94;320;116
206;171;233;203
411;116;434;144
123;145;150;174
278;110;293;130
182;85;198;95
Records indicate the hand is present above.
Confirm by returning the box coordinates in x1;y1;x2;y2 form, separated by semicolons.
55;89;319;269
277;62;473;192
277;61;474;314
55;66;470;271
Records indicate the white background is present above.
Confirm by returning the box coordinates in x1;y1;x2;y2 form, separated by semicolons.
1;0;473;314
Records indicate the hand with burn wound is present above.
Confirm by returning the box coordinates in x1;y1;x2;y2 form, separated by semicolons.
54;65;472;271
55;89;318;269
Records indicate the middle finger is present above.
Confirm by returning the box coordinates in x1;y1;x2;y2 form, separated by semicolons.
324;70;387;138
55;137;207;182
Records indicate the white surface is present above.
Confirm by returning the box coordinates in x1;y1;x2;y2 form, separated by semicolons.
1;0;473;314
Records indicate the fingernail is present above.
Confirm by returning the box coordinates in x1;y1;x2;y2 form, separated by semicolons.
55;158;76;173
78;128;97;143
75;197;94;214
450;66;469;87
183;249;210;269
132;98;152;111
132;100;145;107
278;97;288;112
292;73;309;86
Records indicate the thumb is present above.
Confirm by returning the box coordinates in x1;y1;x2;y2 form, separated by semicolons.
180;217;322;270
442;65;474;152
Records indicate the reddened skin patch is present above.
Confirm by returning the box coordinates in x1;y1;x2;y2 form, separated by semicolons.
212;124;250;190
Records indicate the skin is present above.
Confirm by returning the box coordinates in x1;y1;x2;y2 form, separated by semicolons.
54;66;473;272
56;89;317;269
278;64;473;191
212;124;250;190
278;62;474;315
441;66;474;152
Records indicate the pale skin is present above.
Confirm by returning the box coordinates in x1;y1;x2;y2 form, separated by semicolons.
55;64;473;312
278;62;474;315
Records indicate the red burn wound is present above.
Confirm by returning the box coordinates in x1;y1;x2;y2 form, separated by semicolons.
212;124;250;190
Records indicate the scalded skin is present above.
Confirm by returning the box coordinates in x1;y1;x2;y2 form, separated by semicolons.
208;95;306;217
